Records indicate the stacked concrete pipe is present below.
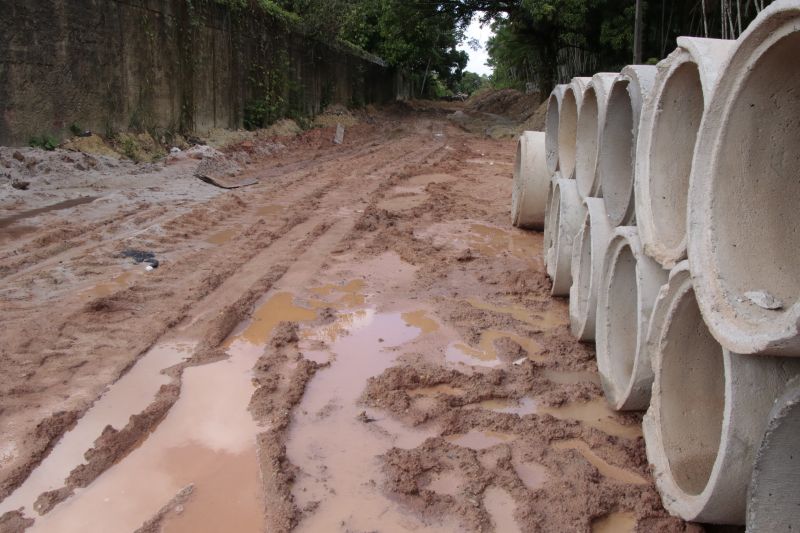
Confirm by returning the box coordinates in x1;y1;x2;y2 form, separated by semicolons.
568;198;613;341
634;37;735;268
556;77;591;180
643;275;800;524
544;84;568;173
574;73;617;199
543;173;559;278
595;227;667;410
597;65;657;226
688;0;800;356
549;178;585;296
748;375;800;531
511;131;549;230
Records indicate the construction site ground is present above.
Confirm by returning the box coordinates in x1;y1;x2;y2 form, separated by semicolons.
0;99;702;532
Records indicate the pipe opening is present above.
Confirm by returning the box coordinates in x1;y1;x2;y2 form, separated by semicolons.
545;93;561;171
650;62;703;251
715;32;800;314
575;87;599;197
558;89;578;178
660;287;724;495
606;244;638;393
600;81;633;224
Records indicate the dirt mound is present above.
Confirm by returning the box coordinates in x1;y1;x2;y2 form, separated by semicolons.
467;89;546;130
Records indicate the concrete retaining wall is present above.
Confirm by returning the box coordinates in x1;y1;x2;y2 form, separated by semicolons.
0;0;397;146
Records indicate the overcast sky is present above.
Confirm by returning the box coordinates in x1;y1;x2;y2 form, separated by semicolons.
459;15;494;76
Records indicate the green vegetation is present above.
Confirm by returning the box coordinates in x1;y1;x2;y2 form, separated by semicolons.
28;134;58;151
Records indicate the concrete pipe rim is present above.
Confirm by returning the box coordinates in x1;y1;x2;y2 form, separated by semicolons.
550;179;584;296
544;173;560;274
545;84;568;173
644;261;692;378
569;198;613;341
747;375;800;531
512;131;548;230
599;65;657;228
688;3;800;356
634;49;704;268
644;276;800;524
557;77;590;180
596;227;667;410
575;73;616;200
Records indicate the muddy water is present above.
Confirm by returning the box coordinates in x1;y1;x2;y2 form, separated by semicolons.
447;329;545;368
401;309;439;335
484;486;522;533
512;458;549;490
205;227;240;245
468;223;542;267
287;311;457;532
592;511;636;533
426;471;462;496
409;384;464;398
467;298;562;331
553;440;647;485
82;270;141;298
0;342;190;518
30;292;318;532
541;399;642;439
475;397;539;416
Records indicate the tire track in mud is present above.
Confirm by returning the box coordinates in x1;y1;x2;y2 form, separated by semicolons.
0;120;450;529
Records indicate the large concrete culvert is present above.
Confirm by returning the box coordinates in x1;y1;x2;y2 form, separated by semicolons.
595;227;667;410
511;131;549;229
748;375;800;532
544;84;568;173
643;280;800;524
575;73;617;200
634;37;735;268
549;178;585;296
544;173;559;278
568;198;613;341
556;77;591;180
688;0;800;356
598;65;657;227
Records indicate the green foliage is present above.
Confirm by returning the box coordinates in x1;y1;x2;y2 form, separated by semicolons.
28;135;58;151
69;123;83;136
452;71;490;95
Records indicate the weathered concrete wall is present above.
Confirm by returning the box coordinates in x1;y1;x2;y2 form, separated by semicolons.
0;0;397;145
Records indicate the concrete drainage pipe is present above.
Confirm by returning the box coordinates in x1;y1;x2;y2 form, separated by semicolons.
596;227;667;410
748;375;800;531
556;77;591;180
598;65;657;227
543;173;560;278
634;37;735;268
569;198;613;341
688;0;800;356
511;131;548;229
643;282;800;524
549;179;585;296
575;73;617;199
544;84;568;173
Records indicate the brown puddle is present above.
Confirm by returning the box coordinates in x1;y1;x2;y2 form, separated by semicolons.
467;298;562;331
483;486;522;533
401;309;439;335
512;458;549;490
475;397;539;416
310;279;366;308
446;330;544;367
446;429;516;450
0;342;191;518
257;204;283;217
378;193;429;212
288;310;455;531
82;270;140;298
592;511;636;533
0;196;98;229
30;292;318;532
542;368;602;386
205;227;240;245
553;440;647;485
468;223;542;266
540;399;642;439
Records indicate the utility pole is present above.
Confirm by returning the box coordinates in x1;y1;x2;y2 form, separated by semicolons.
633;0;643;63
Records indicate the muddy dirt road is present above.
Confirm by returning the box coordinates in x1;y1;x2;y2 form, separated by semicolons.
0;103;695;532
